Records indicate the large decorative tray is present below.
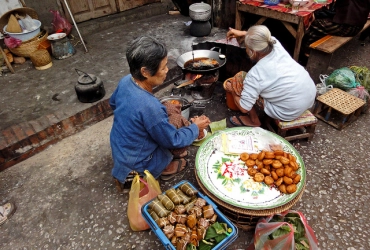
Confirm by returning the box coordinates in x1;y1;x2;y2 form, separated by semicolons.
195;127;306;210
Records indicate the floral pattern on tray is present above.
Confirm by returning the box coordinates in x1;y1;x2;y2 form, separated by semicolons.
195;127;306;210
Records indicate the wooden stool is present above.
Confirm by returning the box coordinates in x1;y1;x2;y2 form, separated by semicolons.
266;110;318;142
313;88;365;130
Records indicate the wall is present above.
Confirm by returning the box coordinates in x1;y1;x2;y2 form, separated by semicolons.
18;0;235;36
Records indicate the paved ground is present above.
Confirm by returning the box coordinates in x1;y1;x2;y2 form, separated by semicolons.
1;5;370;250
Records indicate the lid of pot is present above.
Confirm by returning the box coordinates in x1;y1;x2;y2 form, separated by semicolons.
78;73;97;85
47;33;66;40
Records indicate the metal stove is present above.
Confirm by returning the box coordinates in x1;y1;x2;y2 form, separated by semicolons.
178;70;220;103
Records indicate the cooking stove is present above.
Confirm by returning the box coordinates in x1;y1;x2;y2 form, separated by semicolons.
180;70;219;103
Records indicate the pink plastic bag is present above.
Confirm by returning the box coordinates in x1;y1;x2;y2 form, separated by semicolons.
248;210;319;250
50;10;72;35
4;36;22;49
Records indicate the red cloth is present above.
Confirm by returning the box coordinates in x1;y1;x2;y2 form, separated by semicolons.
239;0;333;29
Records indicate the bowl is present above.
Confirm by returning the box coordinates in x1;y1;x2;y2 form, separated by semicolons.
189;3;211;21
159;96;190;120
3;19;41;41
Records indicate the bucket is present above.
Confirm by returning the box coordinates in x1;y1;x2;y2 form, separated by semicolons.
47;33;75;59
30;49;52;70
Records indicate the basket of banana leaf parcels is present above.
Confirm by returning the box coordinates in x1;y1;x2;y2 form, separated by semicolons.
141;180;238;250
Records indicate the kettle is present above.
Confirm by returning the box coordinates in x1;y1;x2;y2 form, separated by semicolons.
74;69;106;103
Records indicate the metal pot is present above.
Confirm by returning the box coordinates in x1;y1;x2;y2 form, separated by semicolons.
176;47;226;73
159;96;190;120
189;3;211;21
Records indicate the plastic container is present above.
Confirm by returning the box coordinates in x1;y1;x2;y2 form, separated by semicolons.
264;0;280;5
141;180;238;250
3;19;41;41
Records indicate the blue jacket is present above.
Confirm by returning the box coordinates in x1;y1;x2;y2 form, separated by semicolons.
109;75;199;183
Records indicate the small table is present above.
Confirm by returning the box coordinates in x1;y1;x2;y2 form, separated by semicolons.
235;0;332;61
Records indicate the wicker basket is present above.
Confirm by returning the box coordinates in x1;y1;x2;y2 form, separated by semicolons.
0;7;39;33
8;29;48;58
30;49;52;70
195;171;305;231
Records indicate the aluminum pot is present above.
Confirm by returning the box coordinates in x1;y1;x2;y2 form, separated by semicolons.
176;47;226;73
159;96;190;120
189;3;211;21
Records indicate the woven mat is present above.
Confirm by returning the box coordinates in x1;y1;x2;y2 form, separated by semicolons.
316;88;365;115
195;170;305;217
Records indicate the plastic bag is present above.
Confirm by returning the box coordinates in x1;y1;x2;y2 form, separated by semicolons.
349;66;370;92
248;210;319;250
19;15;38;32
316;74;333;95
127;170;162;231
4;36;22;49
50;10;73;35
325;67;360;91
347;86;370;113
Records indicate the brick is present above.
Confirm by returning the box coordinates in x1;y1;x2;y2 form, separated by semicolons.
46;114;59;126
0;151;5;164
0;134;8;149
28;120;44;133
54;110;67;121
60;118;76;135
19;122;36;137
96;102;104;114
18;122;39;146
102;99;112;112
72;112;84;127
27;135;40;146
1;146;16;160
35;116;51;131
2;128;17;145
12;124;28;141
36;130;48;141
81;108;94;122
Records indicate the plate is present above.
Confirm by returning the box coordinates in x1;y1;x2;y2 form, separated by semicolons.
194;129;207;142
195;127;306;210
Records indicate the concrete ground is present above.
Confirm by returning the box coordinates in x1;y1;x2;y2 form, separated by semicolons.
1;4;370;250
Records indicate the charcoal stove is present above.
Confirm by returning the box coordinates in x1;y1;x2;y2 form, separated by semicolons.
178;70;219;102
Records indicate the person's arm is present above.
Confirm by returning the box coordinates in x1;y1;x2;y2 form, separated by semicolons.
227;28;247;40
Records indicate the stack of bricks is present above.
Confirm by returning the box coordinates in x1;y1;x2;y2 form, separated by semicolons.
0;99;113;171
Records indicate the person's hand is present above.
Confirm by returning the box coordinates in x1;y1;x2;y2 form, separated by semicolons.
227;28;247;40
190;115;211;131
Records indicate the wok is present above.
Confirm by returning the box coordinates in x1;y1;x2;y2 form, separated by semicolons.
176;47;226;73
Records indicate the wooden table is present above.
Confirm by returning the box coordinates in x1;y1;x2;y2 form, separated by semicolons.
235;0;332;61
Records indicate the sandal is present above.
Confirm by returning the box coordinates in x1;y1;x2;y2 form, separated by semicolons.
160;158;188;181
0;202;16;226
173;150;189;159
229;115;261;127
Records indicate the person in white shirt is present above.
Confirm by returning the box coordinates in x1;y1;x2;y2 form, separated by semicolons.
225;25;316;127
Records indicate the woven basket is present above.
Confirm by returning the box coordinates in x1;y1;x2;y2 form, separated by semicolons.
0;7;39;33
30;49;52;70
195;171;305;231
8;29;48;58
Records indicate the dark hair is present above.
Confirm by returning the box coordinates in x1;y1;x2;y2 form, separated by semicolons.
126;36;167;81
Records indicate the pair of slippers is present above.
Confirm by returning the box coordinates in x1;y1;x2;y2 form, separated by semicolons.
229;115;261;127
160;158;188;181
